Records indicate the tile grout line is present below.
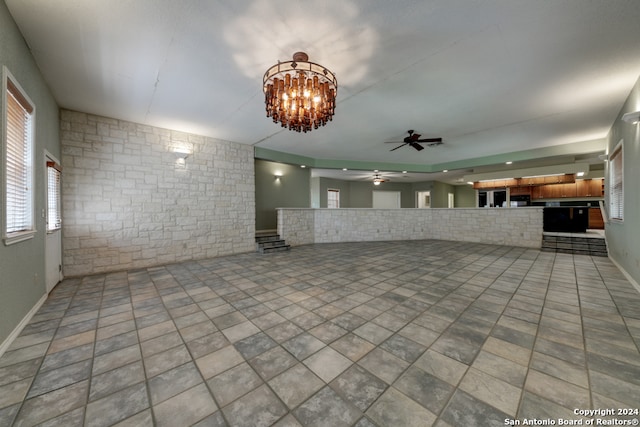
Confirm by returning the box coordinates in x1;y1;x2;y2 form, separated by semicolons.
514;250;557;420
432;247;551;423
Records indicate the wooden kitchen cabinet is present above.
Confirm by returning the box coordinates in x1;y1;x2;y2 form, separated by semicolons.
576;179;589;197
510;186;531;196
590;179;604;197
588;207;604;229
541;184;561;198
532;186;545;199
560;183;577;198
576;179;604;197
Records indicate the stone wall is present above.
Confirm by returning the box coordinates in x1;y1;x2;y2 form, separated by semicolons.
278;208;543;248
61;110;255;276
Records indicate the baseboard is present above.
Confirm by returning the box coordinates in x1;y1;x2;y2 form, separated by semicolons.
0;293;48;359
608;256;640;295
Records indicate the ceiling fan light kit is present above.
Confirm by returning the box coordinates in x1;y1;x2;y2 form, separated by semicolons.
263;52;338;133
372;173;387;185
386;130;443;151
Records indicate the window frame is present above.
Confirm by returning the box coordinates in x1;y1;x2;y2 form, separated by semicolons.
327;188;340;209
2;66;37;245
608;139;624;222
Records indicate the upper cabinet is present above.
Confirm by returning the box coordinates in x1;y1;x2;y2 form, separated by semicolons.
531;178;603;199
476;177;604;199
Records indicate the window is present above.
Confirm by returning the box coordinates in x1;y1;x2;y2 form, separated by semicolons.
327;189;339;208
609;141;623;221
3;68;36;244
47;161;62;231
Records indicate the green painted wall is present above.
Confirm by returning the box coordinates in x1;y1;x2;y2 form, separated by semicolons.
455;185;477;207
347;181;373;207
318;177;352;208
1;2;60;345
255;160;310;230
313;178;464;209
410;181;457;208
319;179;416;208
606;76;640;287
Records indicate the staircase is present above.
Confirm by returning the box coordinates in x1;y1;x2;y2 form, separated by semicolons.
255;232;290;254
541;232;608;257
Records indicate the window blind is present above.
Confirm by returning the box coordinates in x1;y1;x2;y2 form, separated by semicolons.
5;82;34;235
609;145;623;220
47;162;62;231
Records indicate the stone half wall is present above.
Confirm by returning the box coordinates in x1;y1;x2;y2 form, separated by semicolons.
61;110;255;276
277;208;543;248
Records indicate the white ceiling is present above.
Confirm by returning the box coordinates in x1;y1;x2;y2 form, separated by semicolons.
6;0;640;182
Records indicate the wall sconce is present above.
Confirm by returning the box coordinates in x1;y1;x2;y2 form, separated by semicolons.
274;171;283;182
622;111;640;124
173;151;189;161
172;148;190;167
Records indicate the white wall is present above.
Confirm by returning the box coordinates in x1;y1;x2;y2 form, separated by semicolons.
61;110;255;276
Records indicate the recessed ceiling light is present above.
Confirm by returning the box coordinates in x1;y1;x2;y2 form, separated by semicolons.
443;170;448;173
402;171;408;174
506;161;513;165
300;165;306;168
342;168;348;171
374;169;379;173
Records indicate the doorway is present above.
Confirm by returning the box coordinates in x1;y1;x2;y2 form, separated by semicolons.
373;191;401;208
45;152;63;292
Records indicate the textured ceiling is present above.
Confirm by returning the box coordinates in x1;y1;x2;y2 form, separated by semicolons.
6;0;640;182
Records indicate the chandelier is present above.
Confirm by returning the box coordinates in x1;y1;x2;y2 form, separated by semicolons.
263;52;337;133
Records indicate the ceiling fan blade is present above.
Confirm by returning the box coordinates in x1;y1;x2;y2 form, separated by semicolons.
389;143;407;151
415;138;442;143
410;142;425;151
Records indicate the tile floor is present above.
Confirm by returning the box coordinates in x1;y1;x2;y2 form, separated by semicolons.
1;239;640;427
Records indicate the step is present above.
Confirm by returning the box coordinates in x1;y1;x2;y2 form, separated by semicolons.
540;234;608;257
255;234;281;243
258;244;291;254
256;240;287;251
255;233;290;254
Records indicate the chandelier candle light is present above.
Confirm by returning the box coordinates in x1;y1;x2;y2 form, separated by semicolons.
263;52;337;132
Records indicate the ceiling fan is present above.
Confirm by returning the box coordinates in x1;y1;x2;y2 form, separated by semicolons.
386;130;443;151
372;172;387;185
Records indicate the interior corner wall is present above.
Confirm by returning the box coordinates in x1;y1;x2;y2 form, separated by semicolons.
61;110;255;277
605;76;640;288
255;159;310;230
1;2;60;345
431;181;456;208
310;177;320;208
455;185;477;207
